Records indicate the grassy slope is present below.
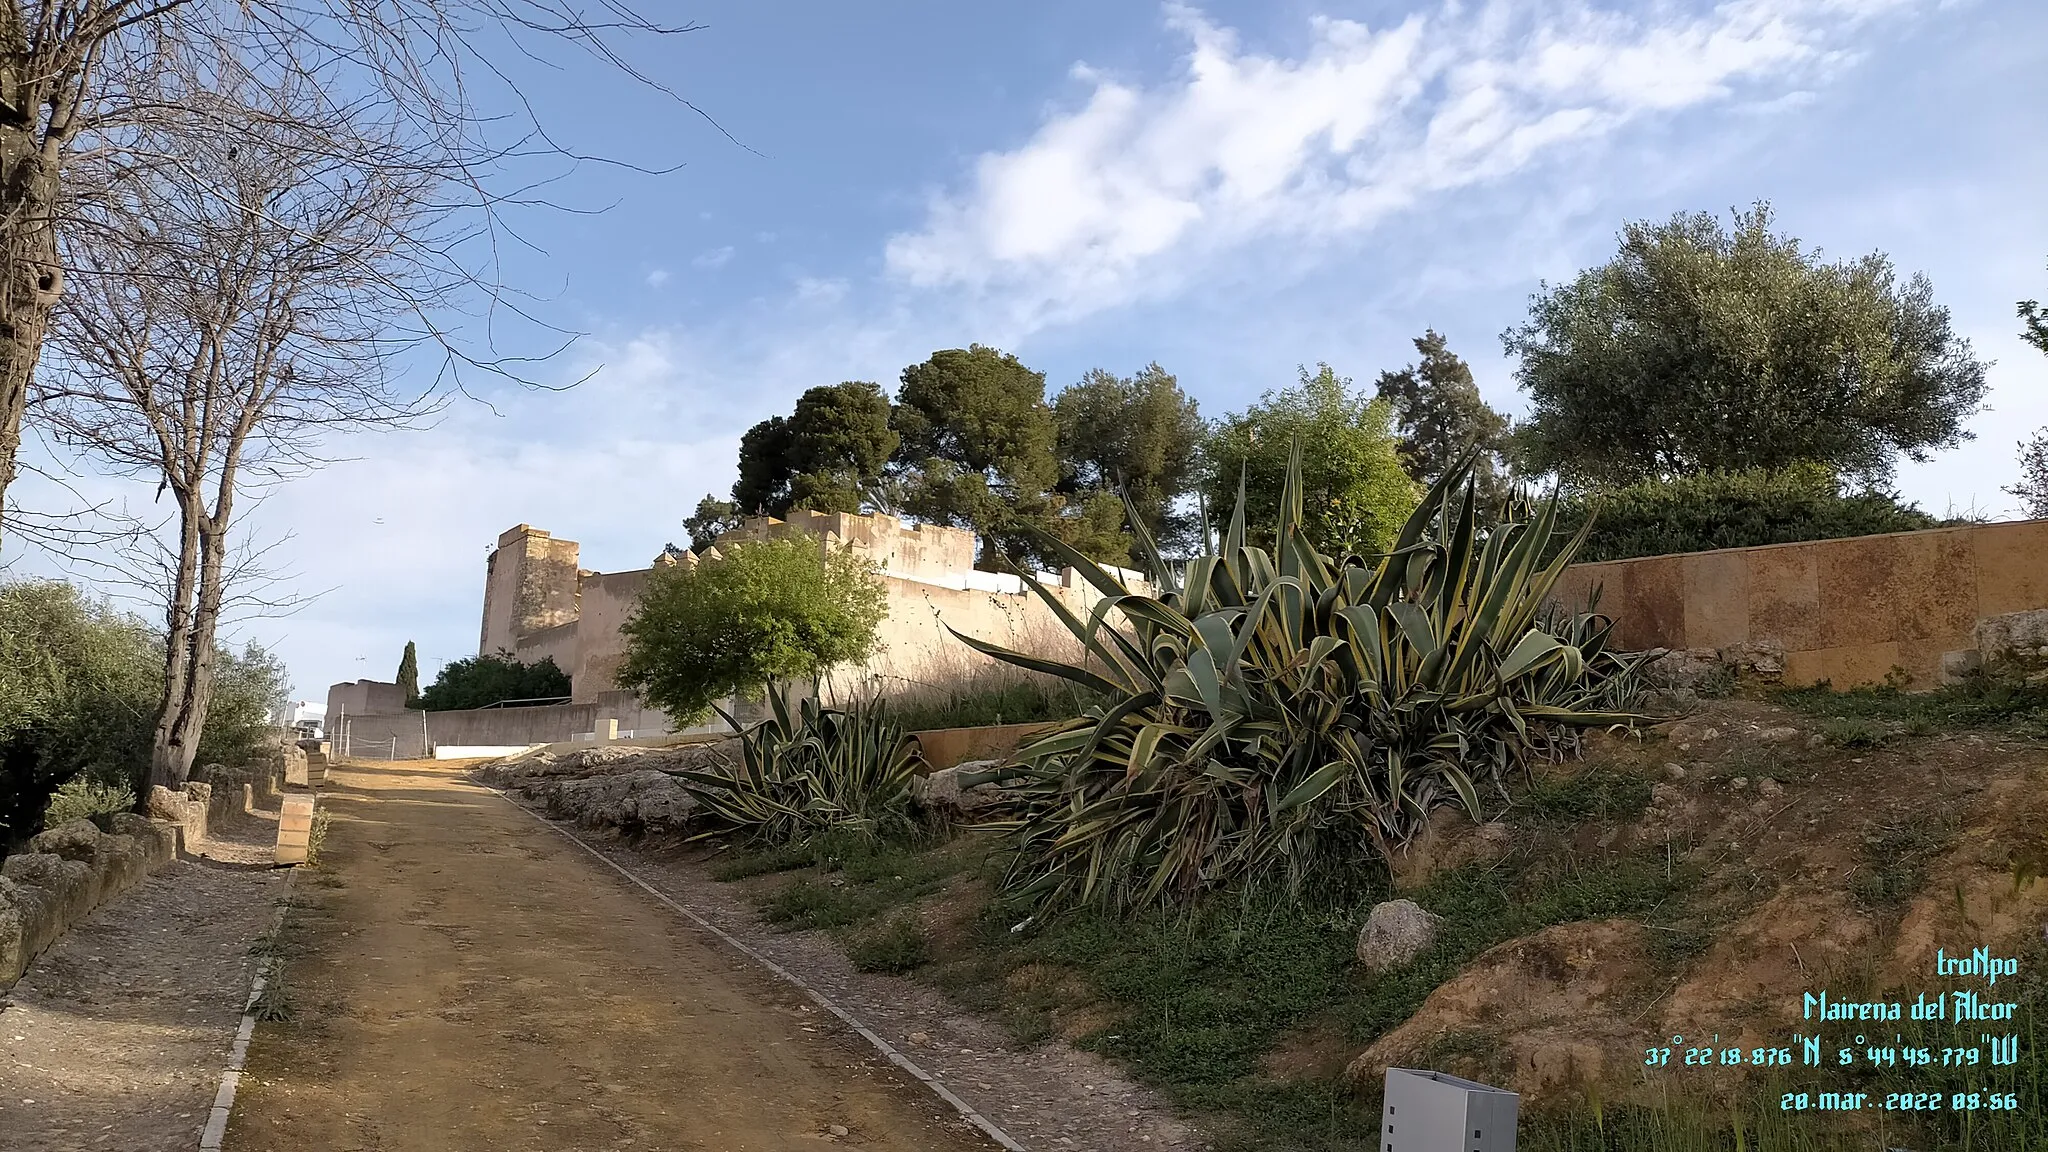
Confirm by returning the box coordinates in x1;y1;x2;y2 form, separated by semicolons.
709;679;2048;1152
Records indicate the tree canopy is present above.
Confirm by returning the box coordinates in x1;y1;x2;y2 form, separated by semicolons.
1373;330;1512;497
2;579;286;845
618;539;888;723
1202;364;1418;555
417;652;570;711
1053;364;1205;559
731;381;898;517
890;346;1062;569
1505;203;1988;488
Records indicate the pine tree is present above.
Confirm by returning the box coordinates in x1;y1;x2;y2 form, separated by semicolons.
397;641;420;706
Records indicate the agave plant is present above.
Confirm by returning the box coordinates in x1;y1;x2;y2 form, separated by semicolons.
667;685;923;843
949;450;1647;910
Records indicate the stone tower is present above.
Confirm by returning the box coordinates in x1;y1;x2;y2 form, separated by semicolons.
479;525;582;656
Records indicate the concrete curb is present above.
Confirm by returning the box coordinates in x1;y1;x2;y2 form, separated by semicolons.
493;788;1030;1152
200;866;296;1150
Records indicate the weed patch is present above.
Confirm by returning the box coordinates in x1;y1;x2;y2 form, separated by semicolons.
1778;677;2048;739
1513;764;1654;826
847;913;930;974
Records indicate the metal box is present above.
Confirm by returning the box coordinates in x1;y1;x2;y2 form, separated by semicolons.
1380;1067;1518;1152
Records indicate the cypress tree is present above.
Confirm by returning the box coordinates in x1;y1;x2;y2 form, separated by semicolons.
397;640;420;705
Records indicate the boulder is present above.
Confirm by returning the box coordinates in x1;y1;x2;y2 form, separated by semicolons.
1642;647;1726;691
1977;609;2048;673
0;874;51;986
1356;899;1442;973
1720;640;1786;679
149;784;208;848
104;812;178;865
1;853;95;937
28;818;103;864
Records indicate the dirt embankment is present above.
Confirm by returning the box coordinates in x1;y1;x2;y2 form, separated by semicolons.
1348;700;2048;1105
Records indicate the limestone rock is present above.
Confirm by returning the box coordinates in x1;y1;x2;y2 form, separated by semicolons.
1756;726;1801;744
1643;647;1725;691
548;770;699;832
103;813;177;865
1356;899;1442;973
27;819;102;864
1977;609;2048;671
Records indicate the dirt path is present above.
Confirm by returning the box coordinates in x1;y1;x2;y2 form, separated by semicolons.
225;760;996;1152
0;812;288;1151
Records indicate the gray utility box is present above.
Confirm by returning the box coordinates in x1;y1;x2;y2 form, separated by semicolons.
1380;1067;1518;1152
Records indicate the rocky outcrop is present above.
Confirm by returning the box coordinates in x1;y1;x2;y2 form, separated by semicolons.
1;816;179;986
480;741;733;836
544;770;699;833
1345;919;1656;1103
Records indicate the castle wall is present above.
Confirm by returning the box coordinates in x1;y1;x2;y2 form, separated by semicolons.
479;524;582;656
572;569;653;704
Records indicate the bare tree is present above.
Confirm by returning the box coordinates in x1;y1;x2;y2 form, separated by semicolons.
39;58;442;787
0;0;707;547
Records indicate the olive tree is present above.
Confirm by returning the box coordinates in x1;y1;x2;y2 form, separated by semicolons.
618;539;887;724
1507;203;1988;488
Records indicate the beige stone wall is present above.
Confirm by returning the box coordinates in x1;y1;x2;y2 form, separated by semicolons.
1550;519;2048;689
472;512;1147;725
571;570;652;704
480;524;582;656
324;679;406;725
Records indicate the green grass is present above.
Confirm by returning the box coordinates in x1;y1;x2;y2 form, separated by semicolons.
1776;676;2048;739
847;912;931;973
716;765;2046;1151
888;675;1100;732
1511;764;1655;825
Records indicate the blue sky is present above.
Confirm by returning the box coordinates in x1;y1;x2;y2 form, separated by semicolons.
9;0;2048;702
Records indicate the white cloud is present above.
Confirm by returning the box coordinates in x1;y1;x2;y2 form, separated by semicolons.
693;245;735;269
645;267;670;288
885;0;1919;330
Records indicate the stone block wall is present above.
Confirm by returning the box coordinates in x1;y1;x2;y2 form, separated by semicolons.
0;814;178;986
1550;519;2048;689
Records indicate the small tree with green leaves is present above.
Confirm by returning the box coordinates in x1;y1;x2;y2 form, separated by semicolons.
396;641;420;705
1202;363;1418;555
619;539;887;724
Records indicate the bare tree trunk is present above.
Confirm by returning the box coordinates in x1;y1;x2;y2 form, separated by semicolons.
148;493;204;789
0;129;63;541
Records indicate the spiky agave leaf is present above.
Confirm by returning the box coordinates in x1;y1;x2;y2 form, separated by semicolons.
964;439;1648;911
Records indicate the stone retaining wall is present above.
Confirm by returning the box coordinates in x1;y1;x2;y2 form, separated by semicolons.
2;750;296;988
0;814;179;986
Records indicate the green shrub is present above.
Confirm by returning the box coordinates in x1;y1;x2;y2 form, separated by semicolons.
417;650;570;711
621;538;886;724
672;687;921;845
955;449;1650;911
42;774;135;827
1557;465;1938;563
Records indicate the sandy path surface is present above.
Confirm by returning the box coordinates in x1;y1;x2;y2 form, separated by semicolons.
224;760;995;1152
0;811;288;1151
